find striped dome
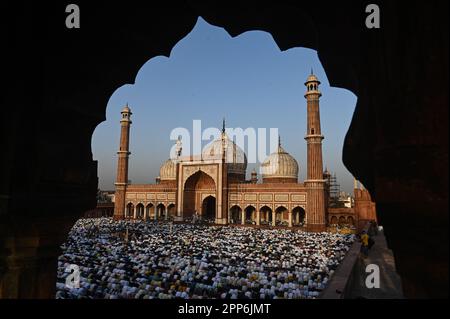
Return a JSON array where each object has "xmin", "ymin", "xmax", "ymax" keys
[{"xmin": 260, "ymin": 145, "xmax": 299, "ymax": 180}]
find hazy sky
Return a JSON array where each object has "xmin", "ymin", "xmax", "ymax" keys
[{"xmin": 92, "ymin": 17, "xmax": 357, "ymax": 193}]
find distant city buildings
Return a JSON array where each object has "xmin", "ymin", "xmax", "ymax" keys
[{"xmin": 97, "ymin": 189, "xmax": 115, "ymax": 203}]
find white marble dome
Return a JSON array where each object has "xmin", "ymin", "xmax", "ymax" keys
[
  {"xmin": 159, "ymin": 159, "xmax": 177, "ymax": 180},
  {"xmin": 202, "ymin": 134, "xmax": 247, "ymax": 175},
  {"xmin": 261, "ymin": 144, "xmax": 299, "ymax": 180}
]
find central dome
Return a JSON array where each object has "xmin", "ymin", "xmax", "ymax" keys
[
  {"xmin": 260, "ymin": 143, "xmax": 299, "ymax": 182},
  {"xmin": 202, "ymin": 134, "xmax": 247, "ymax": 175}
]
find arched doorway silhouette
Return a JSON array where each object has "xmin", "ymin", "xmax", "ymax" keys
[
  {"xmin": 1, "ymin": 1, "xmax": 444, "ymax": 300},
  {"xmin": 202, "ymin": 196, "xmax": 216, "ymax": 221}
]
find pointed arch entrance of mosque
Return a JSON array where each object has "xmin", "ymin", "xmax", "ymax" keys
[{"xmin": 182, "ymin": 170, "xmax": 216, "ymax": 218}]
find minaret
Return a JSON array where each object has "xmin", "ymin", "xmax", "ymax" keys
[
  {"xmin": 113, "ymin": 104, "xmax": 132, "ymax": 220},
  {"xmin": 304, "ymin": 71, "xmax": 327, "ymax": 231},
  {"xmin": 220, "ymin": 118, "xmax": 229, "ymax": 225}
]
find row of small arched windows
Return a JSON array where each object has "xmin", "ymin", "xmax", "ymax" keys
[{"xmin": 308, "ymin": 83, "xmax": 318, "ymax": 91}]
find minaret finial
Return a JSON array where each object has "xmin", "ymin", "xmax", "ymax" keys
[
  {"xmin": 278, "ymin": 135, "xmax": 281, "ymax": 147},
  {"xmin": 222, "ymin": 118, "xmax": 226, "ymax": 134},
  {"xmin": 311, "ymin": 68, "xmax": 314, "ymax": 75}
]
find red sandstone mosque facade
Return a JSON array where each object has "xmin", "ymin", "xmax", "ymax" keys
[{"xmin": 113, "ymin": 73, "xmax": 375, "ymax": 232}]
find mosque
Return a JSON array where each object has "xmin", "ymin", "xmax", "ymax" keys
[{"xmin": 113, "ymin": 73, "xmax": 364, "ymax": 232}]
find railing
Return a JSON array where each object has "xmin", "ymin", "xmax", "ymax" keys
[{"xmin": 320, "ymin": 222, "xmax": 371, "ymax": 299}]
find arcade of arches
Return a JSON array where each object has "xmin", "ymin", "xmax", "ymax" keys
[
  {"xmin": 227, "ymin": 205, "xmax": 306, "ymax": 227},
  {"xmin": 124, "ymin": 202, "xmax": 177, "ymax": 220},
  {"xmin": 2, "ymin": 1, "xmax": 447, "ymax": 299}
]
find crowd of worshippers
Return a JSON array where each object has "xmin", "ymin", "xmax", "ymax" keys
[
  {"xmin": 186, "ymin": 214, "xmax": 303, "ymax": 227},
  {"xmin": 56, "ymin": 218, "xmax": 354, "ymax": 299}
]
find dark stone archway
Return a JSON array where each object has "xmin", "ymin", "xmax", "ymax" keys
[{"xmin": 2, "ymin": 1, "xmax": 447, "ymax": 298}]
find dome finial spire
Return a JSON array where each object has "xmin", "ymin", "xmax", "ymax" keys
[
  {"xmin": 278, "ymin": 135, "xmax": 281, "ymax": 147},
  {"xmin": 222, "ymin": 117, "xmax": 226, "ymax": 134},
  {"xmin": 311, "ymin": 68, "xmax": 314, "ymax": 75}
]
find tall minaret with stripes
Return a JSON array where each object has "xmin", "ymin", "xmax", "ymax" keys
[
  {"xmin": 113, "ymin": 104, "xmax": 132, "ymax": 220},
  {"xmin": 304, "ymin": 71, "xmax": 327, "ymax": 232}
]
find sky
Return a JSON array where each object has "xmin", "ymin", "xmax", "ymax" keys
[{"xmin": 92, "ymin": 17, "xmax": 357, "ymax": 193}]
